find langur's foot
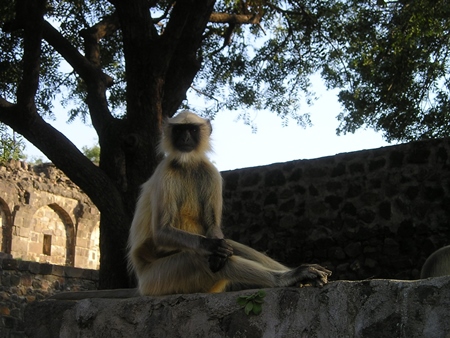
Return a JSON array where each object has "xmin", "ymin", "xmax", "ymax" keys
[{"xmin": 294, "ymin": 264, "xmax": 332, "ymax": 288}]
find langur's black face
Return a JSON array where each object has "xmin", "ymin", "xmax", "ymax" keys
[{"xmin": 171, "ymin": 123, "xmax": 201, "ymax": 152}]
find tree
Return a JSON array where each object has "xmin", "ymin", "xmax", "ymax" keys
[
  {"xmin": 82, "ymin": 144, "xmax": 100, "ymax": 164},
  {"xmin": 1, "ymin": 0, "xmax": 449, "ymax": 288},
  {"xmin": 0, "ymin": 125, "xmax": 25, "ymax": 163},
  {"xmin": 1, "ymin": 0, "xmax": 234, "ymax": 289},
  {"xmin": 325, "ymin": 0, "xmax": 450, "ymax": 142}
]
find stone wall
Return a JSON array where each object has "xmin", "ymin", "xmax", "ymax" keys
[
  {"xmin": 221, "ymin": 138, "xmax": 450, "ymax": 281},
  {"xmin": 2, "ymin": 138, "xmax": 450, "ymax": 337},
  {"xmin": 0, "ymin": 161, "xmax": 100, "ymax": 270},
  {"xmin": 1, "ymin": 138, "xmax": 449, "ymax": 282},
  {"xmin": 0, "ymin": 255, "xmax": 98, "ymax": 337},
  {"xmin": 23, "ymin": 277, "xmax": 450, "ymax": 337}
]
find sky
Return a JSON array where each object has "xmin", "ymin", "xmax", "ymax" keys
[{"xmin": 24, "ymin": 77, "xmax": 395, "ymax": 172}]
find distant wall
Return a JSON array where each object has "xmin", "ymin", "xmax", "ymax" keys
[
  {"xmin": 221, "ymin": 138, "xmax": 450, "ymax": 280},
  {"xmin": 0, "ymin": 255, "xmax": 98, "ymax": 337},
  {"xmin": 0, "ymin": 161, "xmax": 100, "ymax": 270}
]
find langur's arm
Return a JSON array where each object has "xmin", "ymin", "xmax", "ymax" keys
[
  {"xmin": 153, "ymin": 207, "xmax": 232, "ymax": 258},
  {"xmin": 203, "ymin": 205, "xmax": 225, "ymax": 239},
  {"xmin": 203, "ymin": 192, "xmax": 234, "ymax": 272},
  {"xmin": 154, "ymin": 218, "xmax": 205, "ymax": 251},
  {"xmin": 202, "ymin": 173, "xmax": 225, "ymax": 240}
]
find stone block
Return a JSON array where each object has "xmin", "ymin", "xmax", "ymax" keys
[
  {"xmin": 64, "ymin": 267, "xmax": 84, "ymax": 278},
  {"xmin": 39, "ymin": 264, "xmax": 53, "ymax": 275},
  {"xmin": 28, "ymin": 242, "xmax": 42, "ymax": 255},
  {"xmin": 2, "ymin": 259, "xmax": 18, "ymax": 270},
  {"xmin": 28, "ymin": 262, "xmax": 41, "ymax": 274},
  {"xmin": 51, "ymin": 265, "xmax": 64, "ymax": 277}
]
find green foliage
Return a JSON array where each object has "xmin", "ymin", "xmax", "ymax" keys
[
  {"xmin": 237, "ymin": 289, "xmax": 266, "ymax": 316},
  {"xmin": 26, "ymin": 156, "xmax": 45, "ymax": 165},
  {"xmin": 0, "ymin": 124, "xmax": 25, "ymax": 164},
  {"xmin": 321, "ymin": 0, "xmax": 450, "ymax": 142},
  {"xmin": 82, "ymin": 144, "xmax": 100, "ymax": 164},
  {"xmin": 1, "ymin": 0, "xmax": 449, "ymax": 143},
  {"xmin": 199, "ymin": 0, "xmax": 450, "ymax": 141},
  {"xmin": 1, "ymin": 0, "xmax": 124, "ymax": 121}
]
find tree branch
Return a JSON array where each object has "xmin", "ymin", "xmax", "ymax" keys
[
  {"xmin": 162, "ymin": 0, "xmax": 216, "ymax": 116},
  {"xmin": 80, "ymin": 12, "xmax": 120, "ymax": 67},
  {"xmin": 14, "ymin": 0, "xmax": 46, "ymax": 112},
  {"xmin": 209, "ymin": 12, "xmax": 263, "ymax": 25},
  {"xmin": 0, "ymin": 102, "xmax": 125, "ymax": 218},
  {"xmin": 153, "ymin": 1, "xmax": 175, "ymax": 25},
  {"xmin": 42, "ymin": 21, "xmax": 113, "ymax": 87},
  {"xmin": 42, "ymin": 20, "xmax": 116, "ymax": 139},
  {"xmin": 114, "ymin": 0, "xmax": 160, "ymax": 126},
  {"xmin": 0, "ymin": 97, "xmax": 14, "ymax": 109},
  {"xmin": 0, "ymin": 1, "xmax": 124, "ymax": 216}
]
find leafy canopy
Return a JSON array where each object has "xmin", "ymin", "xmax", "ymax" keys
[
  {"xmin": 1, "ymin": 0, "xmax": 449, "ymax": 143},
  {"xmin": 329, "ymin": 0, "xmax": 450, "ymax": 142}
]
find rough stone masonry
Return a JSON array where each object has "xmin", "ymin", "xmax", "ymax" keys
[{"xmin": 24, "ymin": 277, "xmax": 450, "ymax": 338}]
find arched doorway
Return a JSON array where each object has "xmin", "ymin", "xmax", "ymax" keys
[
  {"xmin": 48, "ymin": 203, "xmax": 76, "ymax": 266},
  {"xmin": 0, "ymin": 198, "xmax": 12, "ymax": 254},
  {"xmin": 30, "ymin": 204, "xmax": 76, "ymax": 266}
]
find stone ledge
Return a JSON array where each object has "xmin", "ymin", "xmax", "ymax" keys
[
  {"xmin": 24, "ymin": 277, "xmax": 450, "ymax": 337},
  {"xmin": 0, "ymin": 258, "xmax": 99, "ymax": 280}
]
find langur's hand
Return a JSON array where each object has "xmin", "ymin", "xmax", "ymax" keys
[
  {"xmin": 200, "ymin": 238, "xmax": 233, "ymax": 272},
  {"xmin": 208, "ymin": 253, "xmax": 229, "ymax": 273},
  {"xmin": 200, "ymin": 238, "xmax": 233, "ymax": 257}
]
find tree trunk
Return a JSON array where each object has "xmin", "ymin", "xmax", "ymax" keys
[{"xmin": 0, "ymin": 0, "xmax": 216, "ymax": 289}]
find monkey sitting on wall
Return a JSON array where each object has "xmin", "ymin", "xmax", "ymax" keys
[{"xmin": 127, "ymin": 111, "xmax": 332, "ymax": 296}]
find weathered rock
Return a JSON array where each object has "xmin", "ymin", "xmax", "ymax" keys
[{"xmin": 25, "ymin": 277, "xmax": 450, "ymax": 338}]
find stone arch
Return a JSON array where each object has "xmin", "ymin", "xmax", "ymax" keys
[
  {"xmin": 29, "ymin": 204, "xmax": 75, "ymax": 266},
  {"xmin": 48, "ymin": 203, "xmax": 76, "ymax": 267},
  {"xmin": 0, "ymin": 198, "xmax": 12, "ymax": 254}
]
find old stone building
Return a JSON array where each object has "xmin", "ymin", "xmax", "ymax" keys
[{"xmin": 0, "ymin": 160, "xmax": 100, "ymax": 269}]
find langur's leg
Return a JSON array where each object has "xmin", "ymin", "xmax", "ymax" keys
[
  {"xmin": 227, "ymin": 239, "xmax": 289, "ymax": 272},
  {"xmin": 137, "ymin": 248, "xmax": 332, "ymax": 295},
  {"xmin": 219, "ymin": 255, "xmax": 279, "ymax": 288},
  {"xmin": 222, "ymin": 247, "xmax": 331, "ymax": 289},
  {"xmin": 137, "ymin": 252, "xmax": 220, "ymax": 296}
]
